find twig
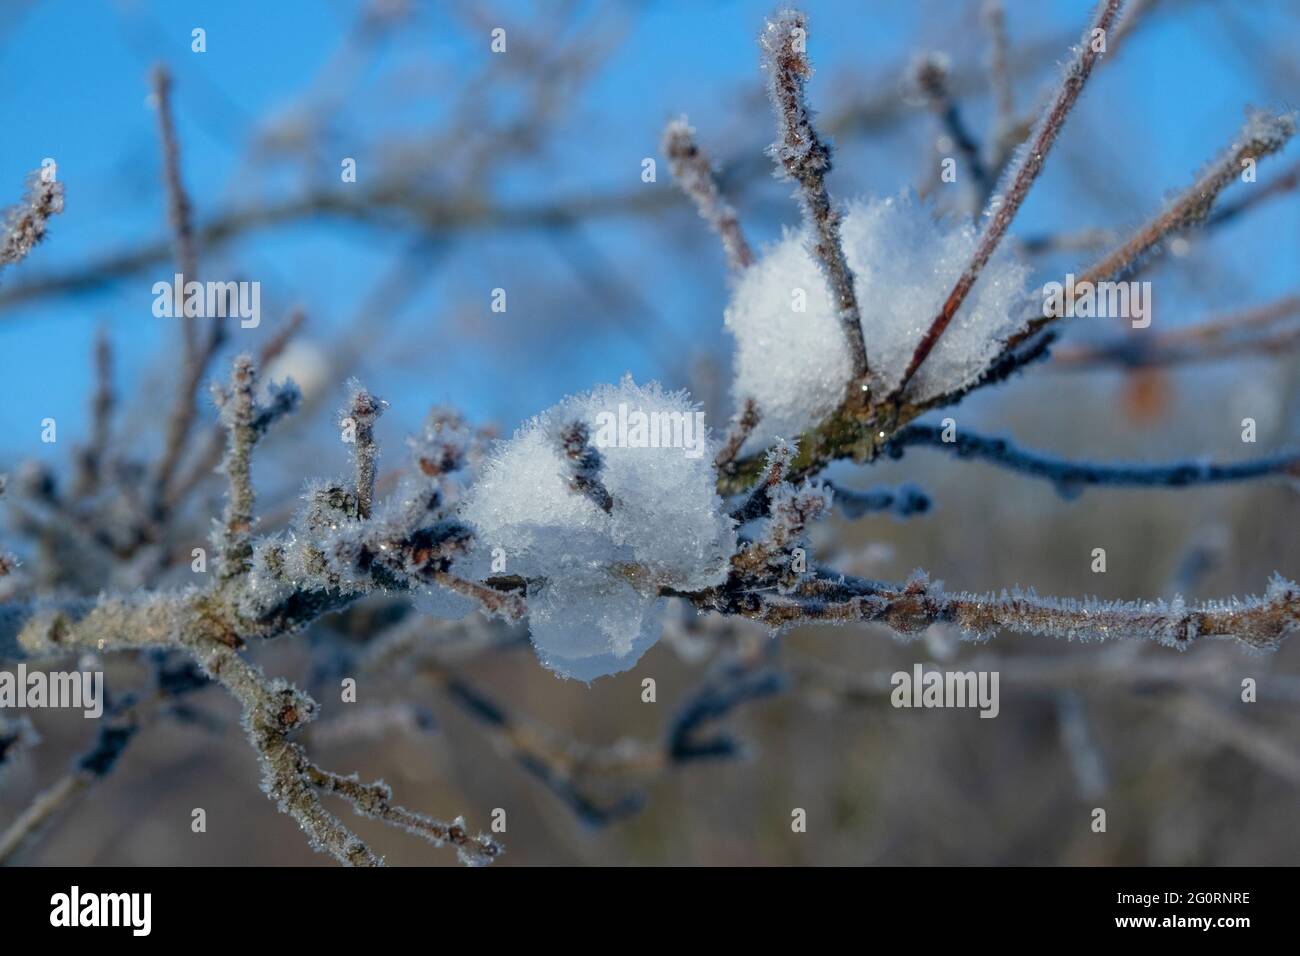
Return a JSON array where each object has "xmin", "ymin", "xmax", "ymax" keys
[
  {"xmin": 212, "ymin": 356, "xmax": 298, "ymax": 582},
  {"xmin": 715, "ymin": 398, "xmax": 761, "ymax": 476},
  {"xmin": 1053, "ymin": 295, "xmax": 1300, "ymax": 369},
  {"xmin": 886, "ymin": 423, "xmax": 1300, "ymax": 493},
  {"xmin": 825, "ymin": 481, "xmax": 931, "ymax": 519},
  {"xmin": 559, "ymin": 421, "xmax": 613, "ymax": 514},
  {"xmin": 913, "ymin": 53, "xmax": 991, "ymax": 204},
  {"xmin": 982, "ymin": 0, "xmax": 1016, "ymax": 157},
  {"xmin": 1010, "ymin": 108, "xmax": 1297, "ymax": 348},
  {"xmin": 0, "ymin": 167, "xmax": 65, "ymax": 272},
  {"xmin": 72, "ymin": 328, "xmax": 115, "ymax": 498},
  {"xmin": 0, "ymin": 709, "xmax": 137, "ymax": 864},
  {"xmin": 761, "ymin": 9, "xmax": 870, "ymax": 388},
  {"xmin": 150, "ymin": 66, "xmax": 226, "ymax": 517},
  {"xmin": 662, "ymin": 117, "xmax": 755, "ymax": 272},
  {"xmin": 895, "ymin": 0, "xmax": 1126, "ymax": 397},
  {"xmin": 197, "ymin": 643, "xmax": 498, "ymax": 866},
  {"xmin": 343, "ymin": 382, "xmax": 385, "ymax": 520},
  {"xmin": 691, "ymin": 568, "xmax": 1300, "ymax": 651},
  {"xmin": 167, "ymin": 308, "xmax": 305, "ymax": 510}
]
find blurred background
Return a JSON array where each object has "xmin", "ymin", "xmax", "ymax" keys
[{"xmin": 1, "ymin": 0, "xmax": 1298, "ymax": 865}]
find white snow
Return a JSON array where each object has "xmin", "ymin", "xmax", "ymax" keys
[
  {"xmin": 451, "ymin": 376, "xmax": 736, "ymax": 681},
  {"xmin": 725, "ymin": 192, "xmax": 1031, "ymax": 451}
]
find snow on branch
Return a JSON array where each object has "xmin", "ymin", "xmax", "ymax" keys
[
  {"xmin": 4, "ymin": 3, "xmax": 1298, "ymax": 867},
  {"xmin": 760, "ymin": 8, "xmax": 871, "ymax": 388}
]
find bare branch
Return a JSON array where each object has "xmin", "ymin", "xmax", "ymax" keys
[
  {"xmin": 715, "ymin": 397, "xmax": 761, "ymax": 476},
  {"xmin": 885, "ymin": 423, "xmax": 1300, "ymax": 493},
  {"xmin": 913, "ymin": 53, "xmax": 991, "ymax": 204},
  {"xmin": 150, "ymin": 66, "xmax": 226, "ymax": 516},
  {"xmin": 1053, "ymin": 295, "xmax": 1300, "ymax": 369},
  {"xmin": 0, "ymin": 708, "xmax": 136, "ymax": 864},
  {"xmin": 982, "ymin": 0, "xmax": 1016, "ymax": 154},
  {"xmin": 662, "ymin": 117, "xmax": 755, "ymax": 272}
]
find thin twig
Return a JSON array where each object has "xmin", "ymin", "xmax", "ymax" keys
[
  {"xmin": 715, "ymin": 398, "xmax": 761, "ymax": 476},
  {"xmin": 895, "ymin": 0, "xmax": 1126, "ymax": 397},
  {"xmin": 886, "ymin": 423, "xmax": 1300, "ymax": 492},
  {"xmin": 1010, "ymin": 108, "xmax": 1297, "ymax": 349},
  {"xmin": 662, "ymin": 117, "xmax": 755, "ymax": 272},
  {"xmin": 0, "ymin": 168, "xmax": 65, "ymax": 273},
  {"xmin": 150, "ymin": 65, "xmax": 226, "ymax": 517},
  {"xmin": 761, "ymin": 9, "xmax": 870, "ymax": 388}
]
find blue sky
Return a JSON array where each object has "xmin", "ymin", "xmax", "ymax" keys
[{"xmin": 1, "ymin": 0, "xmax": 1297, "ymax": 465}]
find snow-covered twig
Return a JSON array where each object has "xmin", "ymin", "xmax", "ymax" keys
[{"xmin": 0, "ymin": 168, "xmax": 64, "ymax": 273}]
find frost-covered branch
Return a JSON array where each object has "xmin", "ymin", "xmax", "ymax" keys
[
  {"xmin": 886, "ymin": 424, "xmax": 1300, "ymax": 492},
  {"xmin": 213, "ymin": 356, "xmax": 299, "ymax": 582},
  {"xmin": 662, "ymin": 117, "xmax": 755, "ymax": 272},
  {"xmin": 1011, "ymin": 108, "xmax": 1297, "ymax": 349},
  {"xmin": 896, "ymin": 0, "xmax": 1125, "ymax": 397},
  {"xmin": 197, "ymin": 642, "xmax": 498, "ymax": 866},
  {"xmin": 343, "ymin": 381, "xmax": 385, "ymax": 520},
  {"xmin": 0, "ymin": 167, "xmax": 65, "ymax": 273},
  {"xmin": 168, "ymin": 308, "xmax": 306, "ymax": 510},
  {"xmin": 693, "ymin": 568, "xmax": 1300, "ymax": 652},
  {"xmin": 760, "ymin": 8, "xmax": 871, "ymax": 388}
]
